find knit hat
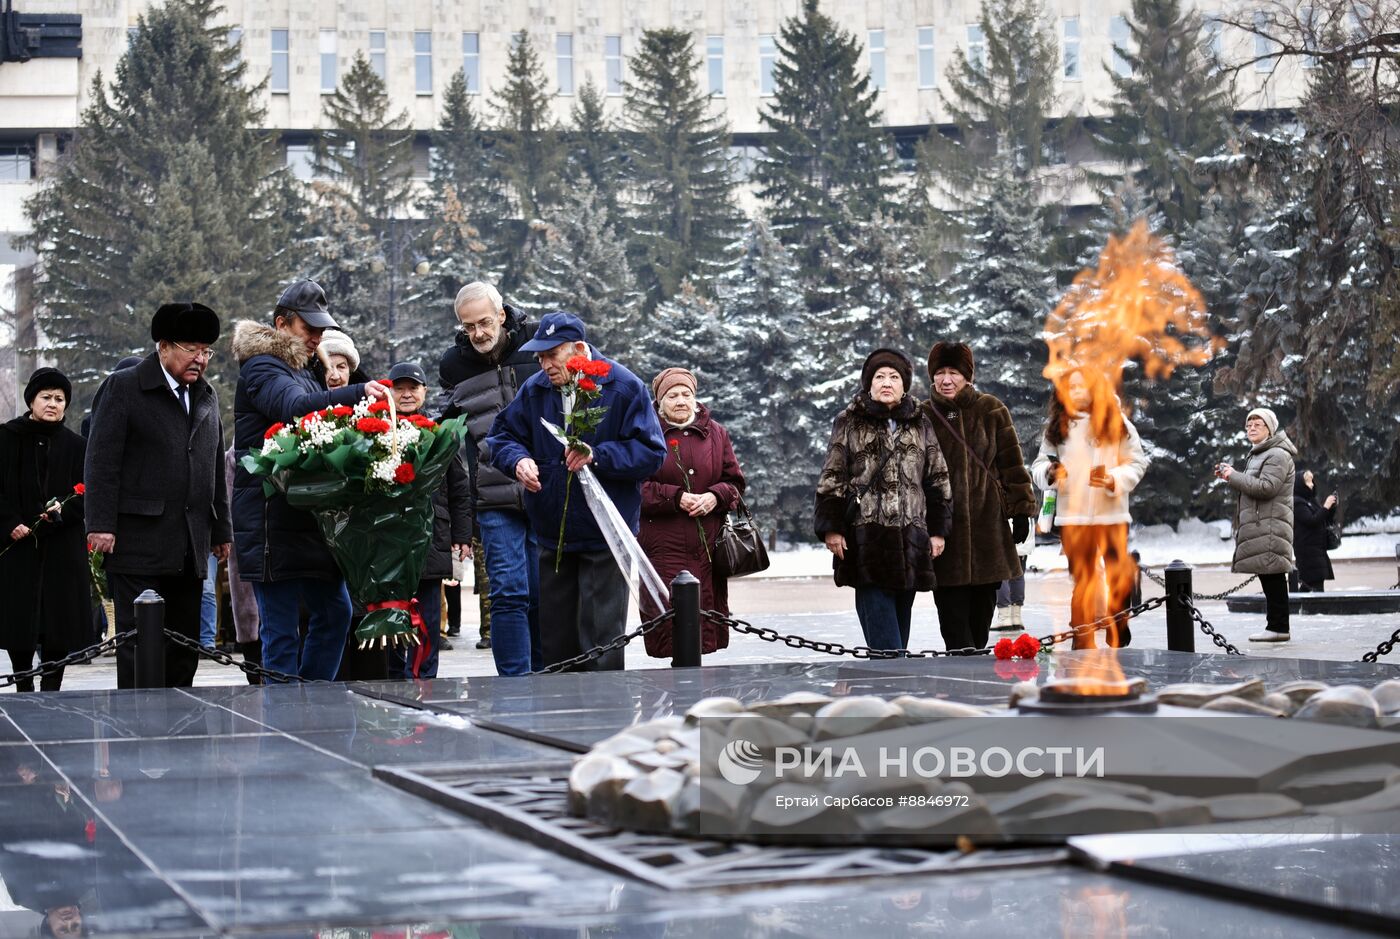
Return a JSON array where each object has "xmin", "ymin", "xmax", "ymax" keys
[
  {"xmin": 23, "ymin": 367, "xmax": 72, "ymax": 407},
  {"xmin": 1246, "ymin": 407, "xmax": 1279, "ymax": 436},
  {"xmin": 318, "ymin": 329, "xmax": 360, "ymax": 371},
  {"xmin": 652, "ymin": 367, "xmax": 697, "ymax": 402},
  {"xmin": 928, "ymin": 341, "xmax": 975, "ymax": 383},
  {"xmin": 860, "ymin": 348, "xmax": 913, "ymax": 394}
]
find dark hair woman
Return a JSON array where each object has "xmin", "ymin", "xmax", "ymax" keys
[
  {"xmin": 1030, "ymin": 369, "xmax": 1148, "ymax": 648},
  {"xmin": 1291, "ymin": 468, "xmax": 1337, "ymax": 593},
  {"xmin": 0, "ymin": 368, "xmax": 92, "ymax": 691},
  {"xmin": 815, "ymin": 349, "xmax": 953, "ymax": 652}
]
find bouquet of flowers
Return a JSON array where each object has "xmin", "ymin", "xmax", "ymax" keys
[
  {"xmin": 241, "ymin": 396, "xmax": 465, "ymax": 646},
  {"xmin": 550, "ymin": 354, "xmax": 612, "ymax": 570}
]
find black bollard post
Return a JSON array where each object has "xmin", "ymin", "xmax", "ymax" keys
[
  {"xmin": 670, "ymin": 571, "xmax": 702, "ymax": 669},
  {"xmin": 133, "ymin": 590, "xmax": 166, "ymax": 689},
  {"xmin": 1164, "ymin": 560, "xmax": 1194, "ymax": 653}
]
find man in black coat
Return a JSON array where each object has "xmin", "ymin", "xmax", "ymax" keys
[
  {"xmin": 438, "ymin": 281, "xmax": 542, "ymax": 676},
  {"xmin": 231, "ymin": 281, "xmax": 389, "ymax": 680},
  {"xmin": 85, "ymin": 303, "xmax": 232, "ymax": 688}
]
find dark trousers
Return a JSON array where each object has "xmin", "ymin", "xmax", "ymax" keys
[
  {"xmin": 537, "ymin": 547, "xmax": 627, "ymax": 671},
  {"xmin": 386, "ymin": 579, "xmax": 445, "ymax": 680},
  {"xmin": 933, "ymin": 583, "xmax": 999, "ymax": 653},
  {"xmin": 444, "ymin": 578, "xmax": 462, "ymax": 636},
  {"xmin": 5, "ymin": 649, "xmax": 63, "ymax": 692},
  {"xmin": 1260, "ymin": 572, "xmax": 1291, "ymax": 634},
  {"xmin": 853, "ymin": 587, "xmax": 915, "ymax": 650},
  {"xmin": 110, "ymin": 572, "xmax": 203, "ymax": 688}
]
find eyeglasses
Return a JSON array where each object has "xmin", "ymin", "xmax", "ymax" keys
[{"xmin": 172, "ymin": 341, "xmax": 216, "ymax": 362}]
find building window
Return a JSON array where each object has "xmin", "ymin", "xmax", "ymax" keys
[
  {"xmin": 415, "ymin": 31, "xmax": 433, "ymax": 94},
  {"xmin": 319, "ymin": 29, "xmax": 337, "ymax": 93},
  {"xmin": 868, "ymin": 29, "xmax": 886, "ymax": 90},
  {"xmin": 706, "ymin": 36, "xmax": 724, "ymax": 95},
  {"xmin": 226, "ymin": 27, "xmax": 242, "ymax": 70},
  {"xmin": 1253, "ymin": 11, "xmax": 1276, "ymax": 72},
  {"xmin": 917, "ymin": 27, "xmax": 935, "ymax": 88},
  {"xmin": 285, "ymin": 144, "xmax": 314, "ymax": 181},
  {"xmin": 605, "ymin": 35, "xmax": 623, "ymax": 95},
  {"xmin": 462, "ymin": 32, "xmax": 479, "ymax": 92},
  {"xmin": 1110, "ymin": 16, "xmax": 1132, "ymax": 76},
  {"xmin": 759, "ymin": 34, "xmax": 776, "ymax": 95},
  {"xmin": 0, "ymin": 146, "xmax": 34, "ymax": 181},
  {"xmin": 556, "ymin": 33, "xmax": 574, "ymax": 95},
  {"xmin": 370, "ymin": 30, "xmax": 387, "ymax": 80},
  {"xmin": 271, "ymin": 29, "xmax": 289, "ymax": 93},
  {"xmin": 966, "ymin": 25, "xmax": 986, "ymax": 72},
  {"xmin": 1063, "ymin": 18, "xmax": 1080, "ymax": 79}
]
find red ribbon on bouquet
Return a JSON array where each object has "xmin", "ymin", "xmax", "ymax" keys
[{"xmin": 366, "ymin": 598, "xmax": 431, "ymax": 678}]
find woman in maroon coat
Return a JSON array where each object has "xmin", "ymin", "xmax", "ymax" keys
[{"xmin": 639, "ymin": 368, "xmax": 746, "ymax": 657}]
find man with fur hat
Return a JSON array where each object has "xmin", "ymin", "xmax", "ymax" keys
[
  {"xmin": 923, "ymin": 341, "xmax": 1037, "ymax": 653},
  {"xmin": 231, "ymin": 280, "xmax": 390, "ymax": 680},
  {"xmin": 85, "ymin": 302, "xmax": 232, "ymax": 688}
]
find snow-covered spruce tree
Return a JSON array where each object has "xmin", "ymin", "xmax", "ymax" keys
[
  {"xmin": 755, "ymin": 0, "xmax": 897, "ymax": 286},
  {"xmin": 305, "ymin": 52, "xmax": 417, "ymax": 370},
  {"xmin": 21, "ymin": 0, "xmax": 304, "ymax": 406},
  {"xmin": 622, "ymin": 28, "xmax": 743, "ymax": 309},
  {"xmin": 716, "ymin": 219, "xmax": 840, "ymax": 540},
  {"xmin": 567, "ymin": 79, "xmax": 625, "ymax": 217},
  {"xmin": 1091, "ymin": 0, "xmax": 1235, "ymax": 232},
  {"xmin": 636, "ymin": 282, "xmax": 730, "ymax": 394},
  {"xmin": 490, "ymin": 31, "xmax": 567, "ymax": 290},
  {"xmin": 517, "ymin": 182, "xmax": 641, "ymax": 351}
]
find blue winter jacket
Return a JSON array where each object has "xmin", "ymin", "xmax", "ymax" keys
[{"xmin": 486, "ymin": 350, "xmax": 666, "ymax": 553}]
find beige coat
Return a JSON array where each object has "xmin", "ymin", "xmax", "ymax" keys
[{"xmin": 1031, "ymin": 415, "xmax": 1148, "ymax": 526}]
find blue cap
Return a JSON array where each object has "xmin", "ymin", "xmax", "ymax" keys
[{"xmin": 519, "ymin": 311, "xmax": 588, "ymax": 353}]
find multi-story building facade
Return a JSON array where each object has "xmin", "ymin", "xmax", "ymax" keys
[{"xmin": 0, "ymin": 0, "xmax": 1311, "ymax": 327}]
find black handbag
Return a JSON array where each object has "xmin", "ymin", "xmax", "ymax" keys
[
  {"xmin": 1326, "ymin": 523, "xmax": 1343, "ymax": 551},
  {"xmin": 714, "ymin": 496, "xmax": 770, "ymax": 578}
]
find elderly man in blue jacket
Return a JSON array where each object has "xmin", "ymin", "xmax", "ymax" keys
[{"xmin": 486, "ymin": 312, "xmax": 666, "ymax": 671}]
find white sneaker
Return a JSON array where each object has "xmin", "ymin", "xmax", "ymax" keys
[
  {"xmin": 1010, "ymin": 604, "xmax": 1023, "ymax": 628},
  {"xmin": 994, "ymin": 607, "xmax": 1017, "ymax": 630},
  {"xmin": 1248, "ymin": 631, "xmax": 1290, "ymax": 643}
]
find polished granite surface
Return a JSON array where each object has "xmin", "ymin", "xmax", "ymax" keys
[{"xmin": 1, "ymin": 651, "xmax": 1398, "ymax": 936}]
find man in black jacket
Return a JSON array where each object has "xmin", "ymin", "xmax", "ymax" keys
[
  {"xmin": 438, "ymin": 282, "xmax": 542, "ymax": 675},
  {"xmin": 86, "ymin": 303, "xmax": 232, "ymax": 688}
]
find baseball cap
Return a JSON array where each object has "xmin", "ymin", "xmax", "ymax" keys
[
  {"xmin": 275, "ymin": 280, "xmax": 338, "ymax": 330},
  {"xmin": 388, "ymin": 362, "xmax": 428, "ymax": 386},
  {"xmin": 519, "ymin": 311, "xmax": 587, "ymax": 353}
]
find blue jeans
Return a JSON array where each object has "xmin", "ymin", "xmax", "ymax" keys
[
  {"xmin": 477, "ymin": 509, "xmax": 541, "ymax": 675},
  {"xmin": 386, "ymin": 579, "xmax": 445, "ymax": 679},
  {"xmin": 253, "ymin": 577, "xmax": 352, "ymax": 680},
  {"xmin": 854, "ymin": 587, "xmax": 915, "ymax": 651},
  {"xmin": 199, "ymin": 554, "xmax": 218, "ymax": 646}
]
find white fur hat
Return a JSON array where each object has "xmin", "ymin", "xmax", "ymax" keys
[
  {"xmin": 1246, "ymin": 407, "xmax": 1279, "ymax": 436},
  {"xmin": 319, "ymin": 329, "xmax": 360, "ymax": 371}
]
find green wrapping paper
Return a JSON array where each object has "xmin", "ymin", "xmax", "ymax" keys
[{"xmin": 243, "ymin": 411, "xmax": 466, "ymax": 645}]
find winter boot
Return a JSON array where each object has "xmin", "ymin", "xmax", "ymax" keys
[
  {"xmin": 1010, "ymin": 605, "xmax": 1023, "ymax": 628},
  {"xmin": 994, "ymin": 606, "xmax": 1017, "ymax": 631}
]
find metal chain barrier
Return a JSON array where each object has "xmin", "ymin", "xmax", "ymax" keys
[
  {"xmin": 1034, "ymin": 596, "xmax": 1168, "ymax": 650},
  {"xmin": 1141, "ymin": 567, "xmax": 1258, "ymax": 601},
  {"xmin": 0, "ymin": 630, "xmax": 136, "ymax": 689},
  {"xmin": 163, "ymin": 629, "xmax": 310, "ymax": 684},
  {"xmin": 1362, "ymin": 626, "xmax": 1400, "ymax": 663},
  {"xmin": 531, "ymin": 610, "xmax": 676, "ymax": 675},
  {"xmin": 1179, "ymin": 599, "xmax": 1244, "ymax": 655}
]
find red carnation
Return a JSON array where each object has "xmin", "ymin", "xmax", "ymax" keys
[
  {"xmin": 263, "ymin": 423, "xmax": 285, "ymax": 439},
  {"xmin": 578, "ymin": 378, "xmax": 598, "ymax": 393},
  {"xmin": 409, "ymin": 414, "xmax": 437, "ymax": 429},
  {"xmin": 566, "ymin": 355, "xmax": 589, "ymax": 372},
  {"xmin": 1012, "ymin": 634, "xmax": 1040, "ymax": 659},
  {"xmin": 73, "ymin": 483, "xmax": 85, "ymax": 495},
  {"xmin": 586, "ymin": 360, "xmax": 611, "ymax": 378},
  {"xmin": 331, "ymin": 406, "xmax": 353, "ymax": 417},
  {"xmin": 668, "ymin": 439, "xmax": 679, "ymax": 449},
  {"xmin": 393, "ymin": 463, "xmax": 416, "ymax": 484},
  {"xmin": 368, "ymin": 400, "xmax": 390, "ymax": 414},
  {"xmin": 356, "ymin": 417, "xmax": 391, "ymax": 434},
  {"xmin": 993, "ymin": 638, "xmax": 1015, "ymax": 660}
]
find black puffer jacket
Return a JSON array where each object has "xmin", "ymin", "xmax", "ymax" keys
[
  {"xmin": 423, "ymin": 454, "xmax": 472, "ymax": 579},
  {"xmin": 231, "ymin": 321, "xmax": 372, "ymax": 582},
  {"xmin": 437, "ymin": 306, "xmax": 541, "ymax": 512}
]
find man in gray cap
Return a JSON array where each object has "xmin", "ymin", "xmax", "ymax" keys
[
  {"xmin": 230, "ymin": 280, "xmax": 390, "ymax": 680},
  {"xmin": 86, "ymin": 302, "xmax": 232, "ymax": 688}
]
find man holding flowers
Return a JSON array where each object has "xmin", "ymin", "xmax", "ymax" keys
[
  {"xmin": 487, "ymin": 312, "xmax": 666, "ymax": 671},
  {"xmin": 231, "ymin": 280, "xmax": 391, "ymax": 680}
]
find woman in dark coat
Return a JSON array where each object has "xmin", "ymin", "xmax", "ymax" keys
[
  {"xmin": 816, "ymin": 350, "xmax": 953, "ymax": 652},
  {"xmin": 1292, "ymin": 469, "xmax": 1337, "ymax": 592},
  {"xmin": 639, "ymin": 368, "xmax": 746, "ymax": 658},
  {"xmin": 0, "ymin": 368, "xmax": 92, "ymax": 691}
]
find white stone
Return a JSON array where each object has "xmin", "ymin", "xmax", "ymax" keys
[
  {"xmin": 749, "ymin": 691, "xmax": 833, "ymax": 722},
  {"xmin": 1008, "ymin": 681, "xmax": 1040, "ymax": 707},
  {"xmin": 891, "ymin": 695, "xmax": 987, "ymax": 721},
  {"xmin": 1272, "ymin": 680, "xmax": 1330, "ymax": 706},
  {"xmin": 813, "ymin": 696, "xmax": 905, "ymax": 740},
  {"xmin": 683, "ymin": 697, "xmax": 747, "ymax": 725},
  {"xmin": 1371, "ymin": 679, "xmax": 1400, "ymax": 715},
  {"xmin": 1156, "ymin": 679, "xmax": 1267, "ymax": 707},
  {"xmin": 726, "ymin": 713, "xmax": 812, "ymax": 753},
  {"xmin": 615, "ymin": 768, "xmax": 686, "ymax": 831},
  {"xmin": 1293, "ymin": 685, "xmax": 1381, "ymax": 729},
  {"xmin": 1200, "ymin": 695, "xmax": 1287, "ymax": 718},
  {"xmin": 567, "ymin": 754, "xmax": 634, "ymax": 816},
  {"xmin": 588, "ymin": 733, "xmax": 653, "ymax": 759}
]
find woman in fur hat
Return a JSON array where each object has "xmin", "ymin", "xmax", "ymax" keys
[
  {"xmin": 923, "ymin": 341, "xmax": 1037, "ymax": 653},
  {"xmin": 815, "ymin": 349, "xmax": 952, "ymax": 651}
]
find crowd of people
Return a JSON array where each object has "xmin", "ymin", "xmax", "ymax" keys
[{"xmin": 0, "ymin": 279, "xmax": 1340, "ymax": 691}]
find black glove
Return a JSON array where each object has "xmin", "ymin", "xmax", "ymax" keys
[{"xmin": 1011, "ymin": 515, "xmax": 1030, "ymax": 543}]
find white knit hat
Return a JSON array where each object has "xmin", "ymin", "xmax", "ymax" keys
[
  {"xmin": 1246, "ymin": 407, "xmax": 1279, "ymax": 436},
  {"xmin": 319, "ymin": 329, "xmax": 360, "ymax": 371}
]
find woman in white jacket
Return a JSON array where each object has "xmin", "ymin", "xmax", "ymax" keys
[{"xmin": 1031, "ymin": 370, "xmax": 1148, "ymax": 649}]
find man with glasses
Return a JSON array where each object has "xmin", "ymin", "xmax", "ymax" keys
[
  {"xmin": 86, "ymin": 302, "xmax": 232, "ymax": 687},
  {"xmin": 230, "ymin": 281, "xmax": 390, "ymax": 680}
]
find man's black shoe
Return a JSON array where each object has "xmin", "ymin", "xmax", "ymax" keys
[{"xmin": 475, "ymin": 637, "xmax": 491, "ymax": 650}]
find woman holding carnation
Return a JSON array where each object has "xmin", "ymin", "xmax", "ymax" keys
[
  {"xmin": 0, "ymin": 368, "xmax": 91, "ymax": 691},
  {"xmin": 815, "ymin": 350, "xmax": 953, "ymax": 652},
  {"xmin": 638, "ymin": 368, "xmax": 746, "ymax": 658}
]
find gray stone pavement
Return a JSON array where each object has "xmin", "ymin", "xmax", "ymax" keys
[{"xmin": 11, "ymin": 558, "xmax": 1400, "ymax": 692}]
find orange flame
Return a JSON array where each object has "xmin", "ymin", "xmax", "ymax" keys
[{"xmin": 1044, "ymin": 221, "xmax": 1223, "ymax": 679}]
